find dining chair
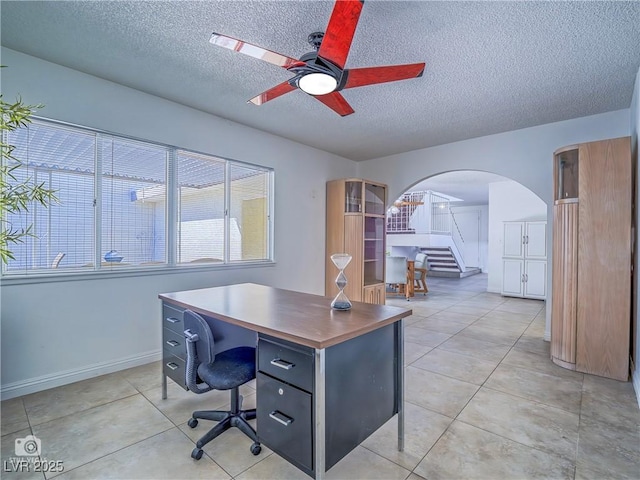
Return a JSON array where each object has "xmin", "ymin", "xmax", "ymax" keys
[{"xmin": 385, "ymin": 256, "xmax": 410, "ymax": 300}]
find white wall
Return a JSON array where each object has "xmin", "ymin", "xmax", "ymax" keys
[
  {"xmin": 631, "ymin": 65, "xmax": 640, "ymax": 406},
  {"xmin": 1, "ymin": 47, "xmax": 636, "ymax": 400},
  {"xmin": 357, "ymin": 110, "xmax": 630, "ymax": 341},
  {"xmin": 486, "ymin": 181, "xmax": 547, "ymax": 293},
  {"xmin": 0, "ymin": 49, "xmax": 357, "ymax": 399},
  {"xmin": 450, "ymin": 204, "xmax": 489, "ymax": 271}
]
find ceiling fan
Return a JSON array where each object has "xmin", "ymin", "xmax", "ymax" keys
[{"xmin": 208, "ymin": 0, "xmax": 425, "ymax": 116}]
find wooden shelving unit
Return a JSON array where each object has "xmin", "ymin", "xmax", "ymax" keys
[{"xmin": 326, "ymin": 178, "xmax": 387, "ymax": 305}]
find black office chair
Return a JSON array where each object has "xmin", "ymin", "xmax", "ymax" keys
[{"xmin": 183, "ymin": 309, "xmax": 261, "ymax": 460}]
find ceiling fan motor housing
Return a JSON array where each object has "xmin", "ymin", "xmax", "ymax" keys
[
  {"xmin": 307, "ymin": 31, "xmax": 325, "ymax": 50},
  {"xmin": 288, "ymin": 51, "xmax": 347, "ymax": 92}
]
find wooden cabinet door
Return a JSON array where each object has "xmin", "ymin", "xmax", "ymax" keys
[
  {"xmin": 551, "ymin": 203, "xmax": 578, "ymax": 366},
  {"xmin": 375, "ymin": 284, "xmax": 385, "ymax": 305},
  {"xmin": 576, "ymin": 137, "xmax": 631, "ymax": 381},
  {"xmin": 363, "ymin": 284, "xmax": 385, "ymax": 305}
]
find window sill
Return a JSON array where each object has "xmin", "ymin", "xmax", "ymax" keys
[{"xmin": 0, "ymin": 260, "xmax": 276, "ymax": 286}]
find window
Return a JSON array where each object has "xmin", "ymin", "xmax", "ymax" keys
[
  {"xmin": 229, "ymin": 163, "xmax": 270, "ymax": 261},
  {"xmin": 176, "ymin": 151, "xmax": 225, "ymax": 264},
  {"xmin": 101, "ymin": 137, "xmax": 167, "ymax": 268},
  {"xmin": 2, "ymin": 118, "xmax": 273, "ymax": 275}
]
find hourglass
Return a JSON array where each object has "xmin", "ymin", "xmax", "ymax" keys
[{"xmin": 330, "ymin": 253, "xmax": 353, "ymax": 310}]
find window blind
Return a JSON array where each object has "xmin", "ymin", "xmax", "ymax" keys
[{"xmin": 2, "ymin": 118, "xmax": 273, "ymax": 275}]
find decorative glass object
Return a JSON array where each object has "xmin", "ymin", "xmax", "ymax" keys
[
  {"xmin": 104, "ymin": 250, "xmax": 124, "ymax": 263},
  {"xmin": 330, "ymin": 253, "xmax": 352, "ymax": 310}
]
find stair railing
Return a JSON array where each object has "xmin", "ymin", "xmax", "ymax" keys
[
  {"xmin": 429, "ymin": 192, "xmax": 450, "ymax": 234},
  {"xmin": 449, "ymin": 207, "xmax": 466, "ymax": 264},
  {"xmin": 387, "ymin": 191, "xmax": 427, "ymax": 233}
]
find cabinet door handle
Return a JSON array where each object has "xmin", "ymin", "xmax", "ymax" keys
[
  {"xmin": 525, "ymin": 274, "xmax": 528, "ymax": 282},
  {"xmin": 166, "ymin": 362, "xmax": 179, "ymax": 371},
  {"xmin": 166, "ymin": 317, "xmax": 180, "ymax": 324},
  {"xmin": 166, "ymin": 340, "xmax": 179, "ymax": 347},
  {"xmin": 270, "ymin": 358, "xmax": 295, "ymax": 370},
  {"xmin": 269, "ymin": 410, "xmax": 293, "ymax": 426}
]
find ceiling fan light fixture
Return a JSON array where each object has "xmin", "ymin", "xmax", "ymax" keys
[{"xmin": 298, "ymin": 73, "xmax": 337, "ymax": 96}]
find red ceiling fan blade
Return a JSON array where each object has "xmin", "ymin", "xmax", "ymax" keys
[
  {"xmin": 314, "ymin": 91, "xmax": 355, "ymax": 116},
  {"xmin": 317, "ymin": 0, "xmax": 364, "ymax": 69},
  {"xmin": 342, "ymin": 63, "xmax": 426, "ymax": 89},
  {"xmin": 248, "ymin": 81, "xmax": 297, "ymax": 106},
  {"xmin": 210, "ymin": 33, "xmax": 303, "ymax": 69}
]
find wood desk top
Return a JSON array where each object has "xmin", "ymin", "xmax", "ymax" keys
[{"xmin": 159, "ymin": 283, "xmax": 412, "ymax": 349}]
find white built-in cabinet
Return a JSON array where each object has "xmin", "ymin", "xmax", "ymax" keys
[{"xmin": 501, "ymin": 221, "xmax": 547, "ymax": 299}]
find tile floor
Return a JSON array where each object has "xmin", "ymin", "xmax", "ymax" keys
[{"xmin": 2, "ymin": 274, "xmax": 639, "ymax": 479}]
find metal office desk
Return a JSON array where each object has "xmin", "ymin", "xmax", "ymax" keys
[{"xmin": 159, "ymin": 283, "xmax": 411, "ymax": 479}]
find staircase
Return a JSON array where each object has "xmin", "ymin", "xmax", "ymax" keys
[{"xmin": 422, "ymin": 247, "xmax": 481, "ymax": 278}]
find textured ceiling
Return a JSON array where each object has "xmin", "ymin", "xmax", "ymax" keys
[{"xmin": 2, "ymin": 1, "xmax": 639, "ymax": 161}]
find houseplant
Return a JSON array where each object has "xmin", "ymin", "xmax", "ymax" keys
[{"xmin": 0, "ymin": 91, "xmax": 57, "ymax": 264}]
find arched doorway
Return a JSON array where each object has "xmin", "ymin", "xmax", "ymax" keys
[{"xmin": 386, "ymin": 170, "xmax": 547, "ymax": 297}]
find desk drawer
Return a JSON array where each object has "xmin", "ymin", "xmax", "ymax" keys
[
  {"xmin": 163, "ymin": 328, "xmax": 186, "ymax": 360},
  {"xmin": 163, "ymin": 352, "xmax": 187, "ymax": 390},
  {"xmin": 257, "ymin": 372, "xmax": 312, "ymax": 472},
  {"xmin": 163, "ymin": 304, "xmax": 184, "ymax": 334},
  {"xmin": 258, "ymin": 337, "xmax": 313, "ymax": 392}
]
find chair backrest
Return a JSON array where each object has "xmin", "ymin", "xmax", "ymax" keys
[
  {"xmin": 385, "ymin": 256, "xmax": 408, "ymax": 284},
  {"xmin": 183, "ymin": 310, "xmax": 216, "ymax": 366},
  {"xmin": 414, "ymin": 252, "xmax": 428, "ymax": 270}
]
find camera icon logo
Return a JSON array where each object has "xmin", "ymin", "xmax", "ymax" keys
[{"xmin": 15, "ymin": 435, "xmax": 42, "ymax": 457}]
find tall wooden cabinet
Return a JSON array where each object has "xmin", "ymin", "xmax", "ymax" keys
[
  {"xmin": 326, "ymin": 179, "xmax": 386, "ymax": 305},
  {"xmin": 550, "ymin": 137, "xmax": 632, "ymax": 381}
]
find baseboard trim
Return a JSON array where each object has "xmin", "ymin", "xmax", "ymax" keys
[{"xmin": 0, "ymin": 350, "xmax": 161, "ymax": 401}]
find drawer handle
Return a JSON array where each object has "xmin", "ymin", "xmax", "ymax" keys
[
  {"xmin": 270, "ymin": 358, "xmax": 295, "ymax": 370},
  {"xmin": 166, "ymin": 362, "xmax": 179, "ymax": 371},
  {"xmin": 269, "ymin": 410, "xmax": 293, "ymax": 426},
  {"xmin": 166, "ymin": 317, "xmax": 180, "ymax": 324},
  {"xmin": 166, "ymin": 340, "xmax": 179, "ymax": 347}
]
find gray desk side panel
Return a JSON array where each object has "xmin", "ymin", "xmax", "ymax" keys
[{"xmin": 325, "ymin": 323, "xmax": 397, "ymax": 470}]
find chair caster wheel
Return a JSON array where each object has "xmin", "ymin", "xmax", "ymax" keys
[
  {"xmin": 187, "ymin": 418, "xmax": 198, "ymax": 428},
  {"xmin": 250, "ymin": 443, "xmax": 261, "ymax": 455},
  {"xmin": 191, "ymin": 448, "xmax": 203, "ymax": 460}
]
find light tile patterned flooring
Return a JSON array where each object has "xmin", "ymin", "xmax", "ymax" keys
[{"xmin": 2, "ymin": 274, "xmax": 639, "ymax": 479}]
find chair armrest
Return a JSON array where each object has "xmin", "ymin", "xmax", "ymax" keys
[
  {"xmin": 183, "ymin": 330, "xmax": 212, "ymax": 394},
  {"xmin": 184, "ymin": 329, "xmax": 199, "ymax": 343}
]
